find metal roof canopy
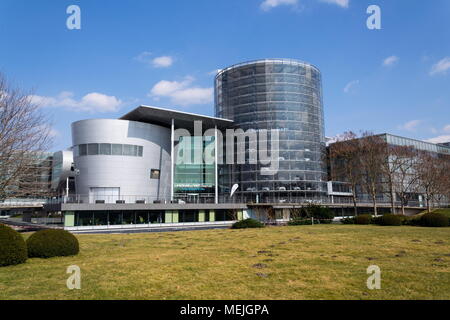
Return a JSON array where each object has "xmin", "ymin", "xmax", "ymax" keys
[{"xmin": 120, "ymin": 105, "xmax": 234, "ymax": 131}]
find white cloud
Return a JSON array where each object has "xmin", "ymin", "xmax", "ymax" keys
[
  {"xmin": 152, "ymin": 56, "xmax": 174, "ymax": 68},
  {"xmin": 134, "ymin": 52, "xmax": 174, "ymax": 68},
  {"xmin": 383, "ymin": 55, "xmax": 399, "ymax": 67},
  {"xmin": 319, "ymin": 0, "xmax": 349, "ymax": 8},
  {"xmin": 30, "ymin": 91, "xmax": 122, "ymax": 113},
  {"xmin": 134, "ymin": 51, "xmax": 153, "ymax": 64},
  {"xmin": 443, "ymin": 124, "xmax": 450, "ymax": 133},
  {"xmin": 398, "ymin": 120, "xmax": 421, "ymax": 132},
  {"xmin": 150, "ymin": 77, "xmax": 194, "ymax": 96},
  {"xmin": 430, "ymin": 57, "xmax": 450, "ymax": 76},
  {"xmin": 260, "ymin": 0, "xmax": 298, "ymax": 11},
  {"xmin": 426, "ymin": 135, "xmax": 450, "ymax": 144},
  {"xmin": 150, "ymin": 77, "xmax": 213, "ymax": 106},
  {"xmin": 343, "ymin": 80, "xmax": 359, "ymax": 93}
]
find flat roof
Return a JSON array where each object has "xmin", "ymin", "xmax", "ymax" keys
[
  {"xmin": 216, "ymin": 58, "xmax": 320, "ymax": 78},
  {"xmin": 120, "ymin": 105, "xmax": 234, "ymax": 130}
]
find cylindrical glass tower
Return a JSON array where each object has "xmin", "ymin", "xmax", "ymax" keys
[{"xmin": 215, "ymin": 59, "xmax": 327, "ymax": 202}]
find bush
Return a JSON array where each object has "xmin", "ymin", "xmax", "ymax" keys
[
  {"xmin": 354, "ymin": 214, "xmax": 372, "ymax": 225},
  {"xmin": 291, "ymin": 204, "xmax": 335, "ymax": 220},
  {"xmin": 26, "ymin": 229, "xmax": 79, "ymax": 258},
  {"xmin": 402, "ymin": 216, "xmax": 418, "ymax": 226},
  {"xmin": 374, "ymin": 214, "xmax": 403, "ymax": 226},
  {"xmin": 310, "ymin": 206, "xmax": 335, "ymax": 220},
  {"xmin": 231, "ymin": 219, "xmax": 264, "ymax": 229},
  {"xmin": 317, "ymin": 219, "xmax": 333, "ymax": 224},
  {"xmin": 420, "ymin": 213, "xmax": 449, "ymax": 228},
  {"xmin": 341, "ymin": 217, "xmax": 355, "ymax": 224},
  {"xmin": 0, "ymin": 224, "xmax": 27, "ymax": 267}
]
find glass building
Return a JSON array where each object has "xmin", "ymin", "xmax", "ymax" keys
[
  {"xmin": 215, "ymin": 59, "xmax": 327, "ymax": 202},
  {"xmin": 380, "ymin": 133, "xmax": 450, "ymax": 156},
  {"xmin": 173, "ymin": 135, "xmax": 216, "ymax": 203}
]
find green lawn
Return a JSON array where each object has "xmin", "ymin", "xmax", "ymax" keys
[{"xmin": 1, "ymin": 225, "xmax": 449, "ymax": 300}]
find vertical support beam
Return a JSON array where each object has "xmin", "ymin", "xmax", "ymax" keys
[
  {"xmin": 171, "ymin": 118, "xmax": 175, "ymax": 202},
  {"xmin": 214, "ymin": 125, "xmax": 219, "ymax": 204}
]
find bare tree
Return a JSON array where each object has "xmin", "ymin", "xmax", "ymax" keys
[
  {"xmin": 391, "ymin": 146, "xmax": 419, "ymax": 215},
  {"xmin": 382, "ymin": 145, "xmax": 418, "ymax": 215},
  {"xmin": 329, "ymin": 131, "xmax": 362, "ymax": 216},
  {"xmin": 432, "ymin": 154, "xmax": 450, "ymax": 208},
  {"xmin": 0, "ymin": 73, "xmax": 53, "ymax": 200},
  {"xmin": 414, "ymin": 152, "xmax": 444, "ymax": 213},
  {"xmin": 358, "ymin": 132, "xmax": 387, "ymax": 217}
]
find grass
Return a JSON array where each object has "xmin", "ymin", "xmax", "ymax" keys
[{"xmin": 0, "ymin": 225, "xmax": 449, "ymax": 300}]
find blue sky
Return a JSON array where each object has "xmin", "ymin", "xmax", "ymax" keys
[{"xmin": 1, "ymin": 0, "xmax": 449, "ymax": 151}]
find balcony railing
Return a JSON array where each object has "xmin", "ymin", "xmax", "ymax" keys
[{"xmin": 43, "ymin": 194, "xmax": 449, "ymax": 208}]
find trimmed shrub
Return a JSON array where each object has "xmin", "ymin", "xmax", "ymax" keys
[
  {"xmin": 317, "ymin": 219, "xmax": 333, "ymax": 224},
  {"xmin": 0, "ymin": 224, "xmax": 27, "ymax": 267},
  {"xmin": 420, "ymin": 213, "xmax": 449, "ymax": 228},
  {"xmin": 310, "ymin": 206, "xmax": 335, "ymax": 220},
  {"xmin": 231, "ymin": 219, "xmax": 264, "ymax": 229},
  {"xmin": 375, "ymin": 214, "xmax": 403, "ymax": 226},
  {"xmin": 341, "ymin": 217, "xmax": 355, "ymax": 224},
  {"xmin": 354, "ymin": 214, "xmax": 372, "ymax": 225},
  {"xmin": 26, "ymin": 229, "xmax": 79, "ymax": 258}
]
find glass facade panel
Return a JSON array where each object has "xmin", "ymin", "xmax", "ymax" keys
[
  {"xmin": 215, "ymin": 59, "xmax": 327, "ymax": 200},
  {"xmin": 87, "ymin": 143, "xmax": 99, "ymax": 155},
  {"xmin": 174, "ymin": 136, "xmax": 215, "ymax": 196},
  {"xmin": 99, "ymin": 143, "xmax": 112, "ymax": 155},
  {"xmin": 112, "ymin": 144, "xmax": 123, "ymax": 155}
]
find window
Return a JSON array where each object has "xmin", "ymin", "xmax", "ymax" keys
[
  {"xmin": 123, "ymin": 144, "xmax": 134, "ymax": 156},
  {"xmin": 88, "ymin": 144, "xmax": 99, "ymax": 155},
  {"xmin": 79, "ymin": 144, "xmax": 87, "ymax": 156},
  {"xmin": 99, "ymin": 144, "xmax": 112, "ymax": 155},
  {"xmin": 112, "ymin": 144, "xmax": 122, "ymax": 155},
  {"xmin": 76, "ymin": 144, "xmax": 144, "ymax": 157},
  {"xmin": 150, "ymin": 169, "xmax": 161, "ymax": 179}
]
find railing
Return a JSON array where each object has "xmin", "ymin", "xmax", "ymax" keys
[
  {"xmin": 43, "ymin": 194, "xmax": 449, "ymax": 208},
  {"xmin": 0, "ymin": 198, "xmax": 47, "ymax": 208}
]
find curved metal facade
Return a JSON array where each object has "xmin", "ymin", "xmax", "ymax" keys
[
  {"xmin": 72, "ymin": 119, "xmax": 171, "ymax": 203},
  {"xmin": 215, "ymin": 59, "xmax": 327, "ymax": 201}
]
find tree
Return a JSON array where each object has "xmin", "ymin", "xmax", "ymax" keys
[
  {"xmin": 414, "ymin": 152, "xmax": 444, "ymax": 213},
  {"xmin": 0, "ymin": 73, "xmax": 53, "ymax": 200},
  {"xmin": 329, "ymin": 131, "xmax": 362, "ymax": 216},
  {"xmin": 382, "ymin": 145, "xmax": 418, "ymax": 215},
  {"xmin": 432, "ymin": 154, "xmax": 450, "ymax": 208},
  {"xmin": 359, "ymin": 132, "xmax": 388, "ymax": 217}
]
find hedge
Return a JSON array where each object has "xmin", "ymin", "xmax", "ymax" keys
[
  {"xmin": 373, "ymin": 214, "xmax": 403, "ymax": 226},
  {"xmin": 420, "ymin": 213, "xmax": 449, "ymax": 228},
  {"xmin": 354, "ymin": 214, "xmax": 372, "ymax": 225},
  {"xmin": 231, "ymin": 219, "xmax": 264, "ymax": 229}
]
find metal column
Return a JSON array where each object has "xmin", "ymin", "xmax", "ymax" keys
[
  {"xmin": 215, "ymin": 125, "xmax": 219, "ymax": 204},
  {"xmin": 171, "ymin": 118, "xmax": 175, "ymax": 202}
]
